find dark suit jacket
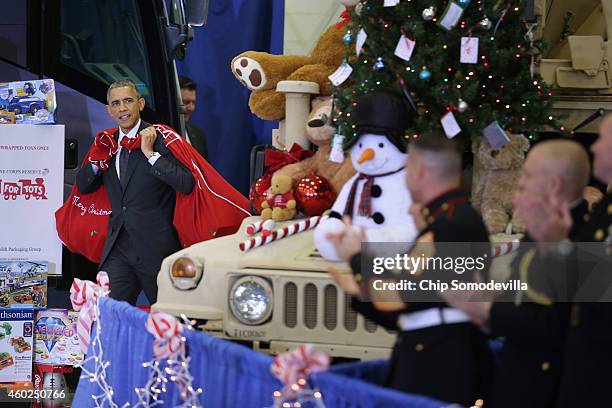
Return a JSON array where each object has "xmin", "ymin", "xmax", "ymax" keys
[
  {"xmin": 186, "ymin": 122, "xmax": 208, "ymax": 160},
  {"xmin": 76, "ymin": 121, "xmax": 195, "ymax": 269}
]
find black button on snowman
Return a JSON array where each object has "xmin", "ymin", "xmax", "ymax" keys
[{"xmin": 315, "ymin": 90, "xmax": 418, "ymax": 261}]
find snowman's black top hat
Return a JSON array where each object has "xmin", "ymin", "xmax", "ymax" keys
[{"xmin": 344, "ymin": 90, "xmax": 414, "ymax": 151}]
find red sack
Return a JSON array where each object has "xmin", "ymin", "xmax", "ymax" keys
[
  {"xmin": 55, "ymin": 183, "xmax": 111, "ymax": 263},
  {"xmin": 153, "ymin": 124, "xmax": 251, "ymax": 243},
  {"xmin": 55, "ymin": 129, "xmax": 117, "ymax": 263}
]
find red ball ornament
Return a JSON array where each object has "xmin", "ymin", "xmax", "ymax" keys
[
  {"xmin": 295, "ymin": 173, "xmax": 336, "ymax": 216},
  {"xmin": 249, "ymin": 175, "xmax": 271, "ymax": 214}
]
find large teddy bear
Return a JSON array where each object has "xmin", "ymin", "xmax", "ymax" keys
[
  {"xmin": 274, "ymin": 96, "xmax": 355, "ymax": 194},
  {"xmin": 231, "ymin": 25, "xmax": 348, "ymax": 120},
  {"xmin": 471, "ymin": 134, "xmax": 530, "ymax": 234}
]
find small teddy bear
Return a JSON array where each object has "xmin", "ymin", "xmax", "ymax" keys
[
  {"xmin": 261, "ymin": 174, "xmax": 297, "ymax": 222},
  {"xmin": 471, "ymin": 133, "xmax": 530, "ymax": 234}
]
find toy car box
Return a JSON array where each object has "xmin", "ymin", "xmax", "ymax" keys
[{"xmin": 0, "ymin": 79, "xmax": 56, "ymax": 125}]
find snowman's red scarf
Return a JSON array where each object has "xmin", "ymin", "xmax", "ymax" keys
[
  {"xmin": 343, "ymin": 166, "xmax": 405, "ymax": 218},
  {"xmin": 59, "ymin": 124, "xmax": 250, "ymax": 262}
]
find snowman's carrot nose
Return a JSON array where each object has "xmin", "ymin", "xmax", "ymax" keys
[{"xmin": 358, "ymin": 148, "xmax": 375, "ymax": 164}]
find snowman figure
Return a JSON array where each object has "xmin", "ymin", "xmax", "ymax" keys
[{"xmin": 315, "ymin": 90, "xmax": 418, "ymax": 261}]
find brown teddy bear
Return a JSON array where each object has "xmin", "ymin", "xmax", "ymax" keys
[
  {"xmin": 471, "ymin": 134, "xmax": 530, "ymax": 234},
  {"xmin": 230, "ymin": 25, "xmax": 348, "ymax": 120},
  {"xmin": 273, "ymin": 96, "xmax": 355, "ymax": 194},
  {"xmin": 261, "ymin": 174, "xmax": 297, "ymax": 221}
]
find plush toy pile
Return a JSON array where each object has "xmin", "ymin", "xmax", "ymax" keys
[{"xmin": 233, "ymin": 20, "xmax": 356, "ymax": 218}]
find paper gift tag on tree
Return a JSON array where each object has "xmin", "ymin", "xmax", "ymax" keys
[
  {"xmin": 356, "ymin": 28, "xmax": 367, "ymax": 56},
  {"xmin": 441, "ymin": 111, "xmax": 462, "ymax": 138},
  {"xmin": 483, "ymin": 121, "xmax": 511, "ymax": 150},
  {"xmin": 328, "ymin": 62, "xmax": 353, "ymax": 86},
  {"xmin": 438, "ymin": 2, "xmax": 465, "ymax": 31},
  {"xmin": 395, "ymin": 35, "xmax": 416, "ymax": 62},
  {"xmin": 460, "ymin": 37, "xmax": 479, "ymax": 64},
  {"xmin": 384, "ymin": 0, "xmax": 400, "ymax": 6},
  {"xmin": 329, "ymin": 134, "xmax": 345, "ymax": 163}
]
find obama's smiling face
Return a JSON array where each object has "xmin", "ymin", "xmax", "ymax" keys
[{"xmin": 107, "ymin": 86, "xmax": 145, "ymax": 133}]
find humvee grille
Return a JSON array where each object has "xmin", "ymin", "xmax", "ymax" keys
[
  {"xmin": 323, "ymin": 285, "xmax": 337, "ymax": 330},
  {"xmin": 304, "ymin": 284, "xmax": 317, "ymax": 329},
  {"xmin": 284, "ymin": 282, "xmax": 297, "ymax": 328},
  {"xmin": 364, "ymin": 318, "xmax": 378, "ymax": 333},
  {"xmin": 343, "ymin": 293, "xmax": 358, "ymax": 332}
]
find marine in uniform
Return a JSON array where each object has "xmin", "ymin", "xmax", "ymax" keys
[
  {"xmin": 339, "ymin": 137, "xmax": 494, "ymax": 406},
  {"xmin": 503, "ymin": 116, "xmax": 612, "ymax": 407},
  {"xmin": 487, "ymin": 139, "xmax": 592, "ymax": 408},
  {"xmin": 356, "ymin": 187, "xmax": 493, "ymax": 406}
]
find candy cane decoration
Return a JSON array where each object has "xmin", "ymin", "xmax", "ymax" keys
[
  {"xmin": 239, "ymin": 216, "xmax": 326, "ymax": 252},
  {"xmin": 270, "ymin": 344, "xmax": 330, "ymax": 387},
  {"xmin": 246, "ymin": 219, "xmax": 275, "ymax": 236},
  {"xmin": 246, "ymin": 220, "xmax": 265, "ymax": 235},
  {"xmin": 70, "ymin": 272, "xmax": 110, "ymax": 354},
  {"xmin": 270, "ymin": 344, "xmax": 328, "ymax": 408},
  {"xmin": 491, "ymin": 240, "xmax": 520, "ymax": 258}
]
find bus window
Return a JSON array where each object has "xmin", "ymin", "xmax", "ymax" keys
[
  {"xmin": 0, "ymin": 2, "xmax": 27, "ymax": 68},
  {"xmin": 58, "ymin": 0, "xmax": 155, "ymax": 107}
]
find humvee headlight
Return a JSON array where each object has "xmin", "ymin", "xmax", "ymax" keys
[
  {"xmin": 229, "ymin": 276, "xmax": 273, "ymax": 325},
  {"xmin": 169, "ymin": 257, "xmax": 203, "ymax": 291}
]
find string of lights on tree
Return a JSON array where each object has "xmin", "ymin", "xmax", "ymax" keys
[{"xmin": 332, "ymin": 0, "xmax": 566, "ymax": 146}]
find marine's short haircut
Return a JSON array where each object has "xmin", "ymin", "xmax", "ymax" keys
[{"xmin": 409, "ymin": 133, "xmax": 463, "ymax": 178}]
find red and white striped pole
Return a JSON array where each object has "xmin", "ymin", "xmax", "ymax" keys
[{"xmin": 239, "ymin": 216, "xmax": 326, "ymax": 252}]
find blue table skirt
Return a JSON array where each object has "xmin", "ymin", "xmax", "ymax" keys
[{"xmin": 73, "ymin": 298, "xmax": 449, "ymax": 407}]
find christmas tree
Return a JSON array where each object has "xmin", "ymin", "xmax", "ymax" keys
[{"xmin": 332, "ymin": 0, "xmax": 561, "ymax": 146}]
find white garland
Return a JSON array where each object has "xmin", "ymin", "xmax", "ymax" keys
[
  {"xmin": 135, "ymin": 314, "xmax": 203, "ymax": 408},
  {"xmin": 76, "ymin": 302, "xmax": 202, "ymax": 408},
  {"xmin": 76, "ymin": 299, "xmax": 128, "ymax": 408}
]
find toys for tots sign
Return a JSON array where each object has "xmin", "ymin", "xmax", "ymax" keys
[
  {"xmin": 0, "ymin": 176, "xmax": 48, "ymax": 200},
  {"xmin": 0, "ymin": 125, "xmax": 64, "ymax": 275}
]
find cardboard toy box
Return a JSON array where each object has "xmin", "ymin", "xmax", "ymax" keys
[
  {"xmin": 0, "ymin": 79, "xmax": 56, "ymax": 124},
  {"xmin": 0, "ymin": 261, "xmax": 48, "ymax": 309},
  {"xmin": 0, "ymin": 309, "xmax": 34, "ymax": 382},
  {"xmin": 34, "ymin": 309, "xmax": 83, "ymax": 366}
]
